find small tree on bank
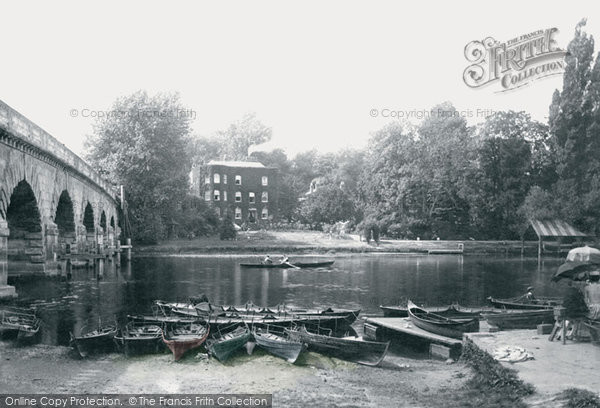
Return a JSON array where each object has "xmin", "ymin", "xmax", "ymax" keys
[{"xmin": 219, "ymin": 215, "xmax": 237, "ymax": 240}]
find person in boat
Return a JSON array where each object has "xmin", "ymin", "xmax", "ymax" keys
[
  {"xmin": 263, "ymin": 255, "xmax": 273, "ymax": 265},
  {"xmin": 280, "ymin": 255, "xmax": 290, "ymax": 265},
  {"xmin": 584, "ymin": 271, "xmax": 600, "ymax": 320},
  {"xmin": 517, "ymin": 286, "xmax": 535, "ymax": 302},
  {"xmin": 525, "ymin": 286, "xmax": 535, "ymax": 301}
]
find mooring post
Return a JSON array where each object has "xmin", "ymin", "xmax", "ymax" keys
[{"xmin": 126, "ymin": 238, "xmax": 131, "ymax": 261}]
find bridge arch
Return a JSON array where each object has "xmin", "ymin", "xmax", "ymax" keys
[
  {"xmin": 6, "ymin": 180, "xmax": 44, "ymax": 273},
  {"xmin": 54, "ymin": 190, "xmax": 76, "ymax": 251}
]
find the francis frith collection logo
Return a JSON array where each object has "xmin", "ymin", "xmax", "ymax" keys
[{"xmin": 463, "ymin": 28, "xmax": 567, "ymax": 92}]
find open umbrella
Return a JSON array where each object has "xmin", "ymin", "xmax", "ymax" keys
[
  {"xmin": 552, "ymin": 261, "xmax": 599, "ymax": 282},
  {"xmin": 565, "ymin": 245, "xmax": 600, "ymax": 263},
  {"xmin": 553, "ymin": 245, "xmax": 600, "ymax": 282}
]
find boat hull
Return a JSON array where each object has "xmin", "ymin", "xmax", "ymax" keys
[
  {"xmin": 71, "ymin": 328, "xmax": 117, "ymax": 358},
  {"xmin": 0, "ymin": 307, "xmax": 41, "ymax": 341},
  {"xmin": 207, "ymin": 327, "xmax": 252, "ymax": 362},
  {"xmin": 155, "ymin": 300, "xmax": 359, "ymax": 328},
  {"xmin": 114, "ymin": 324, "xmax": 164, "ymax": 356},
  {"xmin": 487, "ymin": 296, "xmax": 561, "ymax": 310},
  {"xmin": 240, "ymin": 261, "xmax": 335, "ymax": 269},
  {"xmin": 407, "ymin": 301, "xmax": 479, "ymax": 339},
  {"xmin": 253, "ymin": 330, "xmax": 304, "ymax": 363},
  {"xmin": 381, "ymin": 304, "xmax": 496, "ymax": 318},
  {"xmin": 162, "ymin": 323, "xmax": 210, "ymax": 361},
  {"xmin": 482, "ymin": 309, "xmax": 555, "ymax": 330},
  {"xmin": 286, "ymin": 326, "xmax": 389, "ymax": 366}
]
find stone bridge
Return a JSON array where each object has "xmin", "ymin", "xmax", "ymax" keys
[{"xmin": 0, "ymin": 100, "xmax": 120, "ymax": 298}]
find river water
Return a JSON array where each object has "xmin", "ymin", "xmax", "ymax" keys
[{"xmin": 10, "ymin": 254, "xmax": 566, "ymax": 346}]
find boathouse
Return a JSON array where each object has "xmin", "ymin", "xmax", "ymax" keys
[{"xmin": 528, "ymin": 219, "xmax": 591, "ymax": 256}]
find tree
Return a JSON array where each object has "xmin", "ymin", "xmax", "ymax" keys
[
  {"xmin": 85, "ymin": 91, "xmax": 193, "ymax": 243},
  {"xmin": 216, "ymin": 113, "xmax": 272, "ymax": 160},
  {"xmin": 549, "ymin": 19, "xmax": 600, "ymax": 233},
  {"xmin": 412, "ymin": 102, "xmax": 475, "ymax": 238},
  {"xmin": 219, "ymin": 214, "xmax": 237, "ymax": 240},
  {"xmin": 467, "ymin": 112, "xmax": 533, "ymax": 239},
  {"xmin": 299, "ymin": 185, "xmax": 355, "ymax": 228}
]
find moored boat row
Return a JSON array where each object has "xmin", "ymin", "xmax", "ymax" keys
[{"xmin": 377, "ymin": 294, "xmax": 570, "ymax": 339}]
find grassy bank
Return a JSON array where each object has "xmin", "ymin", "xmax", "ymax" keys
[
  {"xmin": 135, "ymin": 230, "xmax": 540, "ymax": 256},
  {"xmin": 414, "ymin": 339, "xmax": 535, "ymax": 408}
]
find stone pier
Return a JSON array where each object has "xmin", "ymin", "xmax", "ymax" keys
[{"xmin": 0, "ymin": 220, "xmax": 16, "ymax": 299}]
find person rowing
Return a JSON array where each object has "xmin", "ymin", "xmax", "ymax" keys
[
  {"xmin": 262, "ymin": 255, "xmax": 273, "ymax": 265},
  {"xmin": 280, "ymin": 255, "xmax": 299, "ymax": 269}
]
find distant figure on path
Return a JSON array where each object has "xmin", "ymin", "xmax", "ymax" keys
[
  {"xmin": 584, "ymin": 272, "xmax": 600, "ymax": 320},
  {"xmin": 263, "ymin": 255, "xmax": 273, "ymax": 265}
]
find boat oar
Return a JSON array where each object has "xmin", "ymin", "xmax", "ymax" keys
[{"xmin": 282, "ymin": 262, "xmax": 300, "ymax": 269}]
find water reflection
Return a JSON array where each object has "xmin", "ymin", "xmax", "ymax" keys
[{"xmin": 11, "ymin": 254, "xmax": 565, "ymax": 346}]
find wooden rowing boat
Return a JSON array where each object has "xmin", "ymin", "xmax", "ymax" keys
[
  {"xmin": 0, "ymin": 306, "xmax": 41, "ymax": 340},
  {"xmin": 286, "ymin": 326, "xmax": 389, "ymax": 366},
  {"xmin": 487, "ymin": 296, "xmax": 561, "ymax": 310},
  {"xmin": 114, "ymin": 322, "xmax": 164, "ymax": 356},
  {"xmin": 407, "ymin": 300, "xmax": 479, "ymax": 339},
  {"xmin": 481, "ymin": 309, "xmax": 555, "ymax": 330},
  {"xmin": 206, "ymin": 325, "xmax": 252, "ymax": 362},
  {"xmin": 162, "ymin": 322, "xmax": 210, "ymax": 361},
  {"xmin": 252, "ymin": 327, "xmax": 305, "ymax": 363},
  {"xmin": 381, "ymin": 304, "xmax": 495, "ymax": 318},
  {"xmin": 70, "ymin": 321, "xmax": 117, "ymax": 358},
  {"xmin": 240, "ymin": 260, "xmax": 335, "ymax": 269},
  {"xmin": 155, "ymin": 300, "xmax": 360, "ymax": 326}
]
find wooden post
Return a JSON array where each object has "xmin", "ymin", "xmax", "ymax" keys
[{"xmin": 126, "ymin": 238, "xmax": 131, "ymax": 261}]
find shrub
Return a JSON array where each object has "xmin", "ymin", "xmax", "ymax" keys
[{"xmin": 219, "ymin": 215, "xmax": 237, "ymax": 240}]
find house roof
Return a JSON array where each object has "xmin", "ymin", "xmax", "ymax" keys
[
  {"xmin": 529, "ymin": 219, "xmax": 588, "ymax": 238},
  {"xmin": 207, "ymin": 160, "xmax": 265, "ymax": 168}
]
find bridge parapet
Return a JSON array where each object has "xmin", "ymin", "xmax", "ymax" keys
[{"xmin": 0, "ymin": 99, "xmax": 115, "ymax": 198}]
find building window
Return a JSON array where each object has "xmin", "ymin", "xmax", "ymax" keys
[
  {"xmin": 235, "ymin": 175, "xmax": 242, "ymax": 185},
  {"xmin": 262, "ymin": 176, "xmax": 268, "ymax": 186},
  {"xmin": 214, "ymin": 190, "xmax": 220, "ymax": 201},
  {"xmin": 235, "ymin": 207, "xmax": 242, "ymax": 220},
  {"xmin": 223, "ymin": 174, "xmax": 228, "ymax": 184},
  {"xmin": 261, "ymin": 208, "xmax": 268, "ymax": 219},
  {"xmin": 261, "ymin": 192, "xmax": 268, "ymax": 203},
  {"xmin": 204, "ymin": 190, "xmax": 211, "ymax": 201},
  {"xmin": 223, "ymin": 191, "xmax": 228, "ymax": 201},
  {"xmin": 235, "ymin": 192, "xmax": 242, "ymax": 202},
  {"xmin": 249, "ymin": 192, "xmax": 255, "ymax": 204},
  {"xmin": 214, "ymin": 173, "xmax": 220, "ymax": 183},
  {"xmin": 204, "ymin": 175, "xmax": 210, "ymax": 184},
  {"xmin": 216, "ymin": 207, "xmax": 221, "ymax": 217}
]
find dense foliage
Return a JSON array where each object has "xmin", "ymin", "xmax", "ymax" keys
[
  {"xmin": 85, "ymin": 91, "xmax": 217, "ymax": 243},
  {"xmin": 86, "ymin": 21, "xmax": 600, "ymax": 241}
]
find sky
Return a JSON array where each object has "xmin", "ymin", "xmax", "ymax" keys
[{"xmin": 1, "ymin": 1, "xmax": 599, "ymax": 157}]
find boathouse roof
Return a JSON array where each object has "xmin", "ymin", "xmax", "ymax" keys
[{"xmin": 529, "ymin": 219, "xmax": 589, "ymax": 238}]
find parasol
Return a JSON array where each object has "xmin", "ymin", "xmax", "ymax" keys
[
  {"xmin": 565, "ymin": 245, "xmax": 600, "ymax": 263},
  {"xmin": 553, "ymin": 245, "xmax": 600, "ymax": 282}
]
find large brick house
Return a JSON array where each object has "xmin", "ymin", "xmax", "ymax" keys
[{"xmin": 191, "ymin": 161, "xmax": 278, "ymax": 225}]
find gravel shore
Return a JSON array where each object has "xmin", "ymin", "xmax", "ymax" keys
[{"xmin": 0, "ymin": 341, "xmax": 468, "ymax": 407}]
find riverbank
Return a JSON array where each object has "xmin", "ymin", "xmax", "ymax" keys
[
  {"xmin": 4, "ymin": 338, "xmax": 596, "ymax": 407},
  {"xmin": 0, "ymin": 341, "xmax": 468, "ymax": 407},
  {"xmin": 135, "ymin": 231, "xmax": 540, "ymax": 256}
]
